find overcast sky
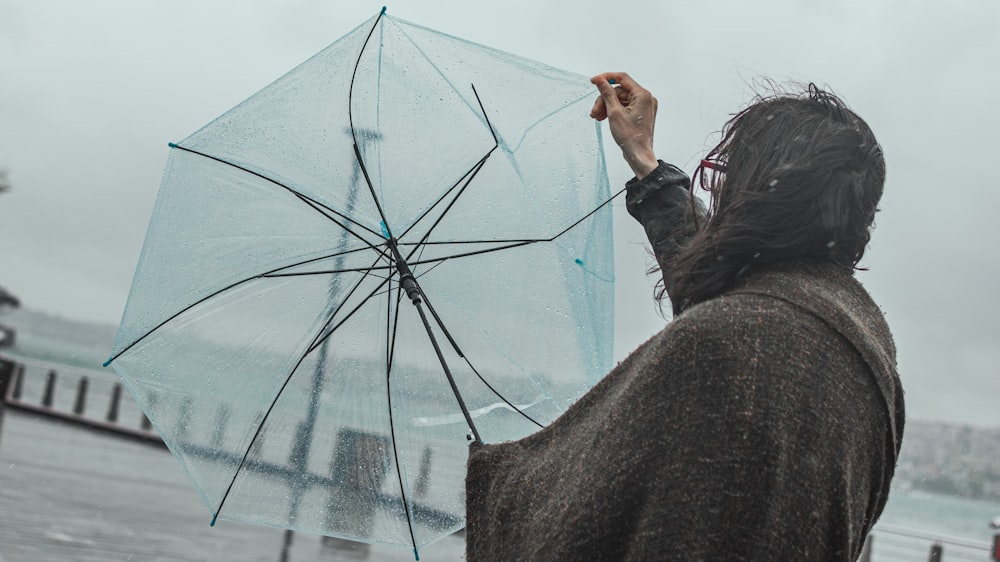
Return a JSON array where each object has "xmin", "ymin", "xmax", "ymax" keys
[{"xmin": 1, "ymin": 1, "xmax": 998, "ymax": 428}]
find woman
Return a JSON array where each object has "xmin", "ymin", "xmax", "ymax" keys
[{"xmin": 465, "ymin": 72, "xmax": 905, "ymax": 561}]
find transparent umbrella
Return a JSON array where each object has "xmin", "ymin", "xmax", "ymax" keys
[{"xmin": 105, "ymin": 8, "xmax": 615, "ymax": 557}]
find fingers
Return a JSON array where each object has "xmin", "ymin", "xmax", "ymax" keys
[
  {"xmin": 590, "ymin": 75, "xmax": 620, "ymax": 120},
  {"xmin": 591, "ymin": 72, "xmax": 643, "ymax": 96},
  {"xmin": 604, "ymin": 72, "xmax": 642, "ymax": 92},
  {"xmin": 590, "ymin": 96, "xmax": 607, "ymax": 121},
  {"xmin": 590, "ymin": 72, "xmax": 651, "ymax": 120}
]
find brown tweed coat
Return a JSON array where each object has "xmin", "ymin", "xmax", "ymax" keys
[{"xmin": 465, "ymin": 164, "xmax": 904, "ymax": 561}]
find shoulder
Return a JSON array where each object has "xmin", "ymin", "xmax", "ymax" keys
[
  {"xmin": 664, "ymin": 288, "xmax": 837, "ymax": 363},
  {"xmin": 642, "ymin": 274, "xmax": 884, "ymax": 413},
  {"xmin": 678, "ymin": 262, "xmax": 897, "ymax": 367},
  {"xmin": 638, "ymin": 284, "xmax": 885, "ymax": 446},
  {"xmin": 647, "ymin": 263, "xmax": 900, "ymax": 438}
]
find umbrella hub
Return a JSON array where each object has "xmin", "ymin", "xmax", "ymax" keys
[{"xmin": 387, "ymin": 237, "xmax": 421, "ymax": 304}]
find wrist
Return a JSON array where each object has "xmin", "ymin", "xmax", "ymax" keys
[{"xmin": 626, "ymin": 150, "xmax": 659, "ymax": 180}]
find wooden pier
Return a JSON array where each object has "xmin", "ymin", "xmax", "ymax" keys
[{"xmin": 0, "ymin": 353, "xmax": 161, "ymax": 448}]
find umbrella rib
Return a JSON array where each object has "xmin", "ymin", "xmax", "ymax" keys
[
  {"xmin": 389, "ymin": 18, "xmax": 506, "ymax": 238},
  {"xmin": 264, "ymin": 265, "xmax": 393, "ymax": 279},
  {"xmin": 387, "ymin": 276, "xmax": 402, "ymax": 376},
  {"xmin": 400, "ymin": 153, "xmax": 491, "ymax": 261},
  {"xmin": 347, "ymin": 6, "xmax": 387, "ymax": 151},
  {"xmin": 405, "ymin": 187, "xmax": 629, "ymax": 270},
  {"xmin": 104, "ymin": 246, "xmax": 389, "ymax": 367},
  {"xmin": 168, "ymin": 143, "xmax": 384, "ymax": 243},
  {"xmin": 384, "ymin": 275, "xmax": 421, "ymax": 555},
  {"xmin": 397, "ymin": 83, "xmax": 499, "ymax": 246},
  {"xmin": 303, "ymin": 274, "xmax": 390, "ymax": 357},
  {"xmin": 394, "ymin": 80, "xmax": 622, "ymax": 268},
  {"xmin": 303, "ymin": 250, "xmax": 395, "ymax": 357},
  {"xmin": 351, "ymin": 20, "xmax": 502, "ymax": 253},
  {"xmin": 401, "ymin": 239, "xmax": 542, "ymax": 245},
  {"xmin": 544, "ymin": 184, "xmax": 628, "ymax": 243},
  {"xmin": 393, "ymin": 24, "xmax": 502, "ymax": 145},
  {"xmin": 348, "ymin": 8, "xmax": 394, "ymax": 241},
  {"xmin": 261, "ymin": 245, "xmax": 391, "ymax": 278},
  {"xmin": 470, "ymin": 82, "xmax": 500, "ymax": 147},
  {"xmin": 396, "ymin": 152, "xmax": 489, "ymax": 244},
  {"xmin": 412, "ymin": 257, "xmax": 447, "ymax": 281},
  {"xmin": 406, "ymin": 240, "xmax": 534, "ymax": 267},
  {"xmin": 394, "ymin": 184, "xmax": 628, "ymax": 268},
  {"xmin": 416, "ymin": 287, "xmax": 545, "ymax": 429},
  {"xmin": 211, "ymin": 252, "xmax": 393, "ymax": 525},
  {"xmin": 351, "ymin": 144, "xmax": 392, "ymax": 239},
  {"xmin": 291, "ymin": 190, "xmax": 388, "ymax": 249},
  {"xmin": 462, "ymin": 355, "xmax": 545, "ymax": 427}
]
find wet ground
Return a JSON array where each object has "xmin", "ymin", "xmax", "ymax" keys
[{"xmin": 0, "ymin": 410, "xmax": 465, "ymax": 561}]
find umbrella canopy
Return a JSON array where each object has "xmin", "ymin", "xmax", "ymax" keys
[{"xmin": 106, "ymin": 8, "xmax": 614, "ymax": 554}]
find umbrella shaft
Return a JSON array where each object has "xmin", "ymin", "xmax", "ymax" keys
[
  {"xmin": 387, "ymin": 237, "xmax": 481, "ymax": 443},
  {"xmin": 413, "ymin": 300, "xmax": 482, "ymax": 444}
]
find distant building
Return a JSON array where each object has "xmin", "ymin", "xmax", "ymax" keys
[
  {"xmin": 0, "ymin": 285, "xmax": 19, "ymax": 309},
  {"xmin": 0, "ymin": 284, "xmax": 19, "ymax": 348}
]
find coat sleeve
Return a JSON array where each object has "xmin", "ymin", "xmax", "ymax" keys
[{"xmin": 624, "ymin": 161, "xmax": 705, "ymax": 303}]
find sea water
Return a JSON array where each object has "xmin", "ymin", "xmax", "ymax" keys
[
  {"xmin": 872, "ymin": 489, "xmax": 999, "ymax": 561},
  {"xmin": 880, "ymin": 488, "xmax": 999, "ymax": 539}
]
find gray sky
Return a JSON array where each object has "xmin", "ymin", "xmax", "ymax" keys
[{"xmin": 1, "ymin": 1, "xmax": 998, "ymax": 427}]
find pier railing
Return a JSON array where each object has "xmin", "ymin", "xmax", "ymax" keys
[
  {"xmin": 0, "ymin": 352, "xmax": 161, "ymax": 446},
  {"xmin": 866, "ymin": 524, "xmax": 999, "ymax": 561}
]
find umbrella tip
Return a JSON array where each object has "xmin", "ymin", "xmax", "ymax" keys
[
  {"xmin": 168, "ymin": 142, "xmax": 178, "ymax": 149},
  {"xmin": 413, "ymin": 547, "xmax": 419, "ymax": 560},
  {"xmin": 210, "ymin": 513, "xmax": 218, "ymax": 527},
  {"xmin": 102, "ymin": 357, "xmax": 113, "ymax": 367},
  {"xmin": 381, "ymin": 6, "xmax": 387, "ymax": 14},
  {"xmin": 609, "ymin": 78, "xmax": 616, "ymax": 84}
]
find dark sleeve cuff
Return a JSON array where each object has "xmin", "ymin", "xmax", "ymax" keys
[{"xmin": 624, "ymin": 161, "xmax": 692, "ymax": 222}]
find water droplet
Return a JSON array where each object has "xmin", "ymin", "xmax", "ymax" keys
[
  {"xmin": 768, "ymin": 179, "xmax": 779, "ymax": 187},
  {"xmin": 826, "ymin": 240, "xmax": 837, "ymax": 248}
]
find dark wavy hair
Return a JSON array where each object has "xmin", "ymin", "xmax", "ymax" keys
[{"xmin": 664, "ymin": 83, "xmax": 886, "ymax": 314}]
